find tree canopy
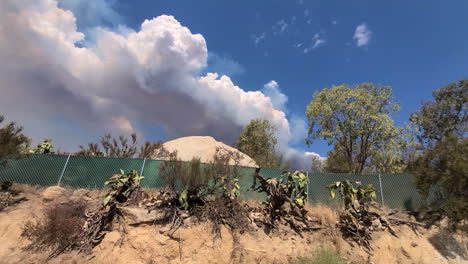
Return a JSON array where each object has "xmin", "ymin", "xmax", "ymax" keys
[
  {"xmin": 409, "ymin": 80, "xmax": 468, "ymax": 229},
  {"xmin": 0, "ymin": 115, "xmax": 30, "ymax": 167},
  {"xmin": 234, "ymin": 119, "xmax": 282, "ymax": 168},
  {"xmin": 410, "ymin": 79, "xmax": 467, "ymax": 145},
  {"xmin": 306, "ymin": 83, "xmax": 406, "ymax": 173}
]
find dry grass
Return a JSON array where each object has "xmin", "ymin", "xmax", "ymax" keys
[
  {"xmin": 289, "ymin": 245, "xmax": 347, "ymax": 264},
  {"xmin": 306, "ymin": 204, "xmax": 346, "ymax": 254},
  {"xmin": 307, "ymin": 203, "xmax": 339, "ymax": 228},
  {"xmin": 11, "ymin": 184, "xmax": 45, "ymax": 195}
]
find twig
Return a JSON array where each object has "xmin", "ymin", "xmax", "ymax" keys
[
  {"xmin": 388, "ymin": 217, "xmax": 426, "ymax": 227},
  {"xmin": 178, "ymin": 229, "xmax": 182, "ymax": 262}
]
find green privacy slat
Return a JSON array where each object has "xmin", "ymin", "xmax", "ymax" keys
[
  {"xmin": 60, "ymin": 156, "xmax": 145, "ymax": 189},
  {"xmin": 139, "ymin": 159, "xmax": 165, "ymax": 188},
  {"xmin": 0, "ymin": 154, "xmax": 68, "ymax": 186},
  {"xmin": 379, "ymin": 173, "xmax": 424, "ymax": 211},
  {"xmin": 0, "ymin": 154, "xmax": 423, "ymax": 211}
]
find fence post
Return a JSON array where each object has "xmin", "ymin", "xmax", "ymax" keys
[
  {"xmin": 57, "ymin": 154, "xmax": 71, "ymax": 186},
  {"xmin": 378, "ymin": 173, "xmax": 385, "ymax": 206},
  {"xmin": 306, "ymin": 171, "xmax": 310, "ymax": 203},
  {"xmin": 139, "ymin": 158, "xmax": 146, "ymax": 184}
]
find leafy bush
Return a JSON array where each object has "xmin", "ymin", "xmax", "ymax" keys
[
  {"xmin": 149, "ymin": 147, "xmax": 249, "ymax": 240},
  {"xmin": 31, "ymin": 139, "xmax": 55, "ymax": 154},
  {"xmin": 0, "ymin": 114, "xmax": 30, "ymax": 167},
  {"xmin": 159, "ymin": 147, "xmax": 243, "ymax": 208},
  {"xmin": 22, "ymin": 201, "xmax": 87, "ymax": 251},
  {"xmin": 409, "ymin": 135, "xmax": 468, "ymax": 231},
  {"xmin": 103, "ymin": 169, "xmax": 144, "ymax": 206},
  {"xmin": 251, "ymin": 170, "xmax": 313, "ymax": 230},
  {"xmin": 328, "ymin": 180, "xmax": 376, "ymax": 219},
  {"xmin": 328, "ymin": 180, "xmax": 379, "ymax": 248}
]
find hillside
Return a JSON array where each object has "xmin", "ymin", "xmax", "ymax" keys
[{"xmin": 0, "ymin": 185, "xmax": 466, "ymax": 264}]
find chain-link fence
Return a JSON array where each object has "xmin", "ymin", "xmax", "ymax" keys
[{"xmin": 0, "ymin": 154, "xmax": 423, "ymax": 211}]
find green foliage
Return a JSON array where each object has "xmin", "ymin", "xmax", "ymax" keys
[
  {"xmin": 410, "ymin": 79, "xmax": 467, "ymax": 145},
  {"xmin": 328, "ymin": 180, "xmax": 376, "ymax": 219},
  {"xmin": 159, "ymin": 148, "xmax": 243, "ymax": 210},
  {"xmin": 32, "ymin": 139, "xmax": 55, "ymax": 154},
  {"xmin": 409, "ymin": 80, "xmax": 468, "ymax": 231},
  {"xmin": 103, "ymin": 169, "xmax": 144, "ymax": 207},
  {"xmin": 251, "ymin": 170, "xmax": 312, "ymax": 229},
  {"xmin": 235, "ymin": 119, "xmax": 282, "ymax": 168},
  {"xmin": 284, "ymin": 171, "xmax": 309, "ymax": 206},
  {"xmin": 306, "ymin": 83, "xmax": 406, "ymax": 173},
  {"xmin": 291, "ymin": 246, "xmax": 346, "ymax": 264},
  {"xmin": 409, "ymin": 135, "xmax": 468, "ymax": 228},
  {"xmin": 0, "ymin": 115, "xmax": 30, "ymax": 166},
  {"xmin": 178, "ymin": 189, "xmax": 189, "ymax": 209}
]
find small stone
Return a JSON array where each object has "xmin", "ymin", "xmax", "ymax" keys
[
  {"xmin": 120, "ymin": 207, "xmax": 166, "ymax": 225},
  {"xmin": 371, "ymin": 218, "xmax": 382, "ymax": 229},
  {"xmin": 69, "ymin": 189, "xmax": 92, "ymax": 202},
  {"xmin": 411, "ymin": 242, "xmax": 418, "ymax": 247}
]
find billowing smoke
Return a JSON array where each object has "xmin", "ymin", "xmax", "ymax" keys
[{"xmin": 0, "ymin": 0, "xmax": 321, "ymax": 169}]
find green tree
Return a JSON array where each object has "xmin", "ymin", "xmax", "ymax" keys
[
  {"xmin": 410, "ymin": 79, "xmax": 467, "ymax": 145},
  {"xmin": 306, "ymin": 83, "xmax": 405, "ymax": 173},
  {"xmin": 409, "ymin": 80, "xmax": 468, "ymax": 230},
  {"xmin": 235, "ymin": 119, "xmax": 282, "ymax": 168},
  {"xmin": 409, "ymin": 135, "xmax": 468, "ymax": 230},
  {"xmin": 0, "ymin": 115, "xmax": 30, "ymax": 167},
  {"xmin": 32, "ymin": 139, "xmax": 55, "ymax": 154}
]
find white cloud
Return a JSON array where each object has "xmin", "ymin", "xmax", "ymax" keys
[
  {"xmin": 252, "ymin": 32, "xmax": 266, "ymax": 45},
  {"xmin": 0, "ymin": 0, "xmax": 320, "ymax": 170},
  {"xmin": 111, "ymin": 116, "xmax": 135, "ymax": 134},
  {"xmin": 273, "ymin": 19, "xmax": 288, "ymax": 34},
  {"xmin": 304, "ymin": 8, "xmax": 310, "ymax": 17},
  {"xmin": 332, "ymin": 20, "xmax": 338, "ymax": 25},
  {"xmin": 293, "ymin": 43, "xmax": 303, "ymax": 48},
  {"xmin": 289, "ymin": 116, "xmax": 307, "ymax": 144},
  {"xmin": 312, "ymin": 39, "xmax": 325, "ymax": 49},
  {"xmin": 261, "ymin": 80, "xmax": 288, "ymax": 112},
  {"xmin": 353, "ymin": 23, "xmax": 372, "ymax": 47},
  {"xmin": 304, "ymin": 32, "xmax": 326, "ymax": 53}
]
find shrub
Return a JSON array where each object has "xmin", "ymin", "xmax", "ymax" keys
[
  {"xmin": 31, "ymin": 139, "xmax": 55, "ymax": 154},
  {"xmin": 22, "ymin": 201, "xmax": 87, "ymax": 251},
  {"xmin": 0, "ymin": 114, "xmax": 30, "ymax": 167},
  {"xmin": 409, "ymin": 135, "xmax": 468, "ymax": 231}
]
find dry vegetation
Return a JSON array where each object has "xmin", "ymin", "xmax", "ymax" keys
[{"xmin": 0, "ymin": 149, "xmax": 466, "ymax": 263}]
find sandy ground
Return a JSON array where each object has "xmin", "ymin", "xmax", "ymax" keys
[{"xmin": 0, "ymin": 186, "xmax": 466, "ymax": 264}]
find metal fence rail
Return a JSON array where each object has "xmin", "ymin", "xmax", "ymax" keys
[{"xmin": 0, "ymin": 154, "xmax": 424, "ymax": 211}]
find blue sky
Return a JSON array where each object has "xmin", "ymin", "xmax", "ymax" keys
[
  {"xmin": 105, "ymin": 0, "xmax": 468, "ymax": 155},
  {"xmin": 1, "ymin": 0, "xmax": 467, "ymax": 163}
]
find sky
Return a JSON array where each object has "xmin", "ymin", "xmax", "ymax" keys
[{"xmin": 1, "ymin": 0, "xmax": 467, "ymax": 170}]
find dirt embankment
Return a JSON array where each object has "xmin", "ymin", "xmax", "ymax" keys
[
  {"xmin": 156, "ymin": 136, "xmax": 258, "ymax": 167},
  {"xmin": 0, "ymin": 186, "xmax": 466, "ymax": 264}
]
